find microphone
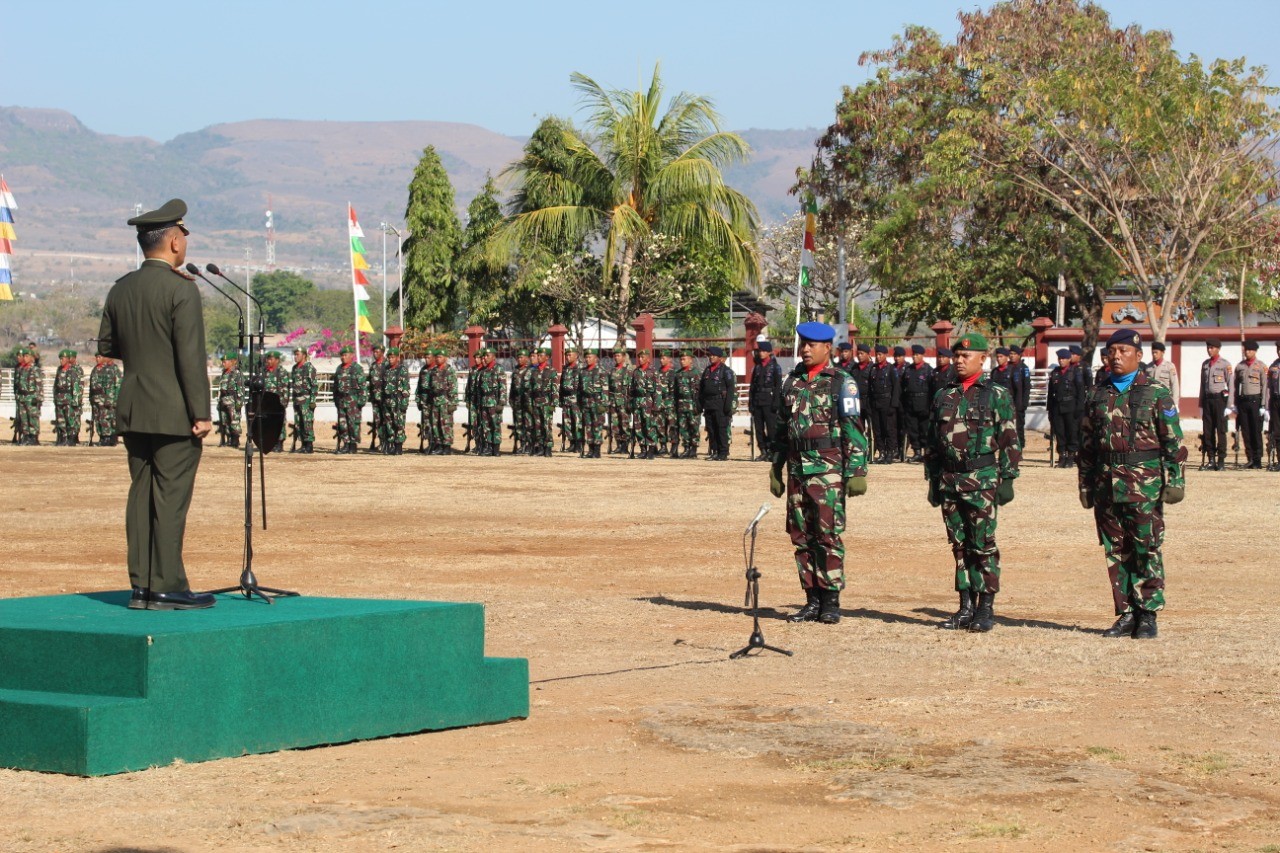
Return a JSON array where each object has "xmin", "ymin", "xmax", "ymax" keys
[
  {"xmin": 206, "ymin": 263, "xmax": 264, "ymax": 314},
  {"xmin": 187, "ymin": 263, "xmax": 245, "ymax": 347},
  {"xmin": 745, "ymin": 502, "xmax": 771, "ymax": 534}
]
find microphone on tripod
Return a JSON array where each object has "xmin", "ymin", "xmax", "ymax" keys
[
  {"xmin": 744, "ymin": 502, "xmax": 771, "ymax": 534},
  {"xmin": 186, "ymin": 263, "xmax": 244, "ymax": 330}
]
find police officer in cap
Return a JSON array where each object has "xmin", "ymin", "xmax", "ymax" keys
[
  {"xmin": 1234, "ymin": 339, "xmax": 1267, "ymax": 469},
  {"xmin": 769, "ymin": 322, "xmax": 869, "ymax": 624},
  {"xmin": 699, "ymin": 346, "xmax": 736, "ymax": 460},
  {"xmin": 98, "ymin": 199, "xmax": 215, "ymax": 611},
  {"xmin": 1047, "ymin": 347, "xmax": 1085, "ymax": 467},
  {"xmin": 901, "ymin": 344, "xmax": 934, "ymax": 462},
  {"xmin": 748, "ymin": 340, "xmax": 783, "ymax": 461}
]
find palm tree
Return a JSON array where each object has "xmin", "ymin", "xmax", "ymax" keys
[{"xmin": 497, "ymin": 65, "xmax": 760, "ymax": 333}]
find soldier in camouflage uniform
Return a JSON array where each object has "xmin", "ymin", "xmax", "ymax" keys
[
  {"xmin": 380, "ymin": 347, "xmax": 410, "ymax": 454},
  {"xmin": 261, "ymin": 350, "xmax": 289, "ymax": 452},
  {"xmin": 1079, "ymin": 328, "xmax": 1186, "ymax": 639},
  {"xmin": 671, "ymin": 350, "xmax": 701, "ymax": 458},
  {"xmin": 89, "ymin": 353, "xmax": 122, "ymax": 446},
  {"xmin": 415, "ymin": 349, "xmax": 436, "ymax": 453},
  {"xmin": 924, "ymin": 332, "xmax": 1021, "ymax": 633},
  {"xmin": 476, "ymin": 347, "xmax": 506, "ymax": 456},
  {"xmin": 509, "ymin": 349, "xmax": 532, "ymax": 454},
  {"xmin": 463, "ymin": 349, "xmax": 481, "ymax": 453},
  {"xmin": 559, "ymin": 347, "xmax": 582, "ymax": 452},
  {"xmin": 332, "ymin": 345, "xmax": 367, "ymax": 454},
  {"xmin": 655, "ymin": 348, "xmax": 675, "ymax": 455},
  {"xmin": 608, "ymin": 347, "xmax": 636, "ymax": 453},
  {"xmin": 433, "ymin": 349, "xmax": 458, "ymax": 454},
  {"xmin": 530, "ymin": 347, "xmax": 558, "ymax": 457},
  {"xmin": 577, "ymin": 349, "xmax": 608, "ymax": 458},
  {"xmin": 53, "ymin": 349, "xmax": 86, "ymax": 445},
  {"xmin": 290, "ymin": 346, "xmax": 318, "ymax": 453},
  {"xmin": 12, "ymin": 346, "xmax": 44, "ymax": 445},
  {"xmin": 628, "ymin": 349, "xmax": 660, "ymax": 459},
  {"xmin": 216, "ymin": 353, "xmax": 246, "ymax": 448},
  {"xmin": 366, "ymin": 343, "xmax": 388, "ymax": 452},
  {"xmin": 768, "ymin": 322, "xmax": 869, "ymax": 625}
]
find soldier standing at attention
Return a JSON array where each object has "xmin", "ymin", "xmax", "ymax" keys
[
  {"xmin": 924, "ymin": 332, "xmax": 1021, "ymax": 633},
  {"xmin": 530, "ymin": 347, "xmax": 558, "ymax": 457},
  {"xmin": 262, "ymin": 350, "xmax": 288, "ymax": 452},
  {"xmin": 381, "ymin": 347, "xmax": 410, "ymax": 454},
  {"xmin": 366, "ymin": 343, "xmax": 388, "ymax": 452},
  {"xmin": 1269, "ymin": 341, "xmax": 1280, "ymax": 471},
  {"xmin": 1008, "ymin": 345, "xmax": 1032, "ymax": 449},
  {"xmin": 901, "ymin": 344, "xmax": 934, "ymax": 463},
  {"xmin": 509, "ymin": 349, "xmax": 532, "ymax": 454},
  {"xmin": 12, "ymin": 345, "xmax": 43, "ymax": 445},
  {"xmin": 608, "ymin": 347, "xmax": 636, "ymax": 454},
  {"xmin": 1094, "ymin": 346, "xmax": 1113, "ymax": 388},
  {"xmin": 1199, "ymin": 338, "xmax": 1234, "ymax": 471},
  {"xmin": 629, "ymin": 349, "xmax": 660, "ymax": 459},
  {"xmin": 1078, "ymin": 329, "xmax": 1186, "ymax": 639},
  {"xmin": 1144, "ymin": 342, "xmax": 1180, "ymax": 405},
  {"xmin": 748, "ymin": 341, "xmax": 783, "ymax": 461},
  {"xmin": 463, "ymin": 348, "xmax": 482, "ymax": 454},
  {"xmin": 1069, "ymin": 344, "xmax": 1089, "ymax": 389},
  {"xmin": 332, "ymin": 345, "xmax": 367, "ymax": 454},
  {"xmin": 655, "ymin": 348, "xmax": 675, "ymax": 456},
  {"xmin": 290, "ymin": 346, "xmax": 317, "ymax": 454},
  {"xmin": 478, "ymin": 348, "xmax": 506, "ymax": 456},
  {"xmin": 435, "ymin": 349, "xmax": 459, "ymax": 454},
  {"xmin": 671, "ymin": 350, "xmax": 700, "ymax": 458},
  {"xmin": 557, "ymin": 346, "xmax": 580, "ymax": 453},
  {"xmin": 931, "ymin": 348, "xmax": 957, "ymax": 398},
  {"xmin": 53, "ymin": 349, "xmax": 85, "ymax": 445},
  {"xmin": 577, "ymin": 349, "xmax": 608, "ymax": 458},
  {"xmin": 768, "ymin": 322, "xmax": 869, "ymax": 625},
  {"xmin": 415, "ymin": 349, "xmax": 436, "ymax": 453},
  {"xmin": 89, "ymin": 353, "xmax": 122, "ymax": 446},
  {"xmin": 850, "ymin": 344, "xmax": 875, "ymax": 442},
  {"xmin": 699, "ymin": 346, "xmax": 736, "ymax": 461},
  {"xmin": 97, "ymin": 198, "xmax": 215, "ymax": 611},
  {"xmin": 1234, "ymin": 340, "xmax": 1267, "ymax": 469},
  {"xmin": 868, "ymin": 345, "xmax": 900, "ymax": 464},
  {"xmin": 216, "ymin": 353, "xmax": 246, "ymax": 448},
  {"xmin": 1047, "ymin": 348, "xmax": 1085, "ymax": 468}
]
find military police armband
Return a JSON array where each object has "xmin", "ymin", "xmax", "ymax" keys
[{"xmin": 837, "ymin": 377, "xmax": 861, "ymax": 420}]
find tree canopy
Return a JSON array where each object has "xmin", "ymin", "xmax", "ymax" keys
[{"xmin": 402, "ymin": 146, "xmax": 462, "ymax": 330}]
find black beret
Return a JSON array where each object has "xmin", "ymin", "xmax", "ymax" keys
[
  {"xmin": 874, "ymin": 344, "xmax": 888, "ymax": 354},
  {"xmin": 911, "ymin": 344, "xmax": 925, "ymax": 355},
  {"xmin": 937, "ymin": 347, "xmax": 953, "ymax": 357},
  {"xmin": 1056, "ymin": 348, "xmax": 1072, "ymax": 359},
  {"xmin": 756, "ymin": 341, "xmax": 773, "ymax": 352},
  {"xmin": 1106, "ymin": 328, "xmax": 1141, "ymax": 349},
  {"xmin": 707, "ymin": 346, "xmax": 725, "ymax": 357},
  {"xmin": 856, "ymin": 343, "xmax": 870, "ymax": 353},
  {"xmin": 1244, "ymin": 339, "xmax": 1260, "ymax": 350},
  {"xmin": 1151, "ymin": 341, "xmax": 1166, "ymax": 351},
  {"xmin": 995, "ymin": 347, "xmax": 1010, "ymax": 356},
  {"xmin": 892, "ymin": 346, "xmax": 906, "ymax": 356},
  {"xmin": 1069, "ymin": 345, "xmax": 1083, "ymax": 355},
  {"xmin": 1009, "ymin": 344, "xmax": 1023, "ymax": 354},
  {"xmin": 127, "ymin": 198, "xmax": 189, "ymax": 234},
  {"xmin": 1206, "ymin": 338, "xmax": 1222, "ymax": 348},
  {"xmin": 836, "ymin": 342, "xmax": 851, "ymax": 351}
]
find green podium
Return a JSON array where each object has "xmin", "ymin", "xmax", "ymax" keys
[{"xmin": 0, "ymin": 592, "xmax": 528, "ymax": 775}]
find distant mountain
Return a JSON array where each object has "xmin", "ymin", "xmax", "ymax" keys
[{"xmin": 0, "ymin": 106, "xmax": 819, "ymax": 267}]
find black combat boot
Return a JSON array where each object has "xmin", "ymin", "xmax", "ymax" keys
[
  {"xmin": 818, "ymin": 587, "xmax": 842, "ymax": 624},
  {"xmin": 591, "ymin": 444, "xmax": 602, "ymax": 458},
  {"xmin": 788, "ymin": 587, "xmax": 821, "ymax": 623},
  {"xmin": 968, "ymin": 592, "xmax": 996, "ymax": 632},
  {"xmin": 303, "ymin": 441, "xmax": 313, "ymax": 454},
  {"xmin": 939, "ymin": 589, "xmax": 975, "ymax": 630},
  {"xmin": 1101, "ymin": 611, "xmax": 1137, "ymax": 637},
  {"xmin": 1132, "ymin": 609, "xmax": 1158, "ymax": 639},
  {"xmin": 229, "ymin": 435, "xmax": 240, "ymax": 449},
  {"xmin": 670, "ymin": 446, "xmax": 681, "ymax": 459}
]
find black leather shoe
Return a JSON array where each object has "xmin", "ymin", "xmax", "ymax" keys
[
  {"xmin": 940, "ymin": 589, "xmax": 974, "ymax": 630},
  {"xmin": 1101, "ymin": 612, "xmax": 1137, "ymax": 637},
  {"xmin": 789, "ymin": 587, "xmax": 821, "ymax": 623},
  {"xmin": 1132, "ymin": 609, "xmax": 1158, "ymax": 639},
  {"xmin": 818, "ymin": 588, "xmax": 842, "ymax": 624},
  {"xmin": 968, "ymin": 592, "xmax": 996, "ymax": 632},
  {"xmin": 147, "ymin": 590, "xmax": 217, "ymax": 611},
  {"xmin": 128, "ymin": 587, "xmax": 150, "ymax": 610}
]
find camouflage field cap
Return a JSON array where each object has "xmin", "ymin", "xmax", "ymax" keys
[{"xmin": 952, "ymin": 332, "xmax": 990, "ymax": 353}]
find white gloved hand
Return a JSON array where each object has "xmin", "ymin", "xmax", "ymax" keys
[{"xmin": 1225, "ymin": 407, "xmax": 1235, "ymax": 416}]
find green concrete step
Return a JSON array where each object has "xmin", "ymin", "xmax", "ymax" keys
[{"xmin": 0, "ymin": 592, "xmax": 528, "ymax": 775}]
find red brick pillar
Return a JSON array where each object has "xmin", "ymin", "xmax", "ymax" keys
[
  {"xmin": 932, "ymin": 320, "xmax": 954, "ymax": 354},
  {"xmin": 548, "ymin": 324, "xmax": 568, "ymax": 371},
  {"xmin": 847, "ymin": 324, "xmax": 860, "ymax": 350},
  {"xmin": 384, "ymin": 325, "xmax": 404, "ymax": 351},
  {"xmin": 1031, "ymin": 317, "xmax": 1054, "ymax": 368},
  {"xmin": 464, "ymin": 325, "xmax": 486, "ymax": 368},
  {"xmin": 632, "ymin": 313, "xmax": 654, "ymax": 354},
  {"xmin": 743, "ymin": 312, "xmax": 767, "ymax": 386}
]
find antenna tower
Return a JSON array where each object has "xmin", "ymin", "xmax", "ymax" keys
[{"xmin": 264, "ymin": 194, "xmax": 276, "ymax": 269}]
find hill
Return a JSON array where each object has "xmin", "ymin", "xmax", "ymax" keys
[{"xmin": 0, "ymin": 106, "xmax": 819, "ymax": 269}]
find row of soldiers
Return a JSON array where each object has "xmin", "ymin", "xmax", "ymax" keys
[{"xmin": 6, "ymin": 346, "xmax": 122, "ymax": 446}]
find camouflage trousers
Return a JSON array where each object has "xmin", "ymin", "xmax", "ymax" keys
[
  {"xmin": 91, "ymin": 401, "xmax": 117, "ymax": 441},
  {"xmin": 432, "ymin": 401, "xmax": 454, "ymax": 448},
  {"xmin": 632, "ymin": 407, "xmax": 658, "ymax": 451},
  {"xmin": 380, "ymin": 403, "xmax": 407, "ymax": 446},
  {"xmin": 786, "ymin": 470, "xmax": 847, "ymax": 591},
  {"xmin": 939, "ymin": 487, "xmax": 1001, "ymax": 593},
  {"xmin": 368, "ymin": 402, "xmax": 384, "ymax": 447},
  {"xmin": 530, "ymin": 404, "xmax": 554, "ymax": 451},
  {"xmin": 1093, "ymin": 498, "xmax": 1165, "ymax": 614},
  {"xmin": 14, "ymin": 398, "xmax": 40, "ymax": 441},
  {"xmin": 561, "ymin": 404, "xmax": 581, "ymax": 445},
  {"xmin": 609, "ymin": 404, "xmax": 631, "ymax": 447},
  {"xmin": 673, "ymin": 408, "xmax": 700, "ymax": 453},
  {"xmin": 478, "ymin": 407, "xmax": 502, "ymax": 450},
  {"xmin": 292, "ymin": 400, "xmax": 315, "ymax": 443},
  {"xmin": 55, "ymin": 402, "xmax": 83, "ymax": 441},
  {"xmin": 513, "ymin": 402, "xmax": 532, "ymax": 447},
  {"xmin": 580, "ymin": 401, "xmax": 605, "ymax": 447},
  {"xmin": 334, "ymin": 397, "xmax": 362, "ymax": 446},
  {"xmin": 655, "ymin": 407, "xmax": 673, "ymax": 449},
  {"xmin": 217, "ymin": 399, "xmax": 241, "ymax": 439}
]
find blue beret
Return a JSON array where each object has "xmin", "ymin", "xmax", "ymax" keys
[
  {"xmin": 937, "ymin": 347, "xmax": 953, "ymax": 357},
  {"xmin": 707, "ymin": 346, "xmax": 725, "ymax": 357},
  {"xmin": 874, "ymin": 344, "xmax": 888, "ymax": 354},
  {"xmin": 1106, "ymin": 328, "xmax": 1141, "ymax": 349},
  {"xmin": 995, "ymin": 347, "xmax": 1010, "ymax": 356},
  {"xmin": 856, "ymin": 343, "xmax": 870, "ymax": 353},
  {"xmin": 756, "ymin": 341, "xmax": 773, "ymax": 352},
  {"xmin": 1069, "ymin": 344, "xmax": 1083, "ymax": 355},
  {"xmin": 836, "ymin": 342, "xmax": 851, "ymax": 351},
  {"xmin": 796, "ymin": 321, "xmax": 835, "ymax": 343},
  {"xmin": 1056, "ymin": 348, "xmax": 1072, "ymax": 359},
  {"xmin": 910, "ymin": 344, "xmax": 925, "ymax": 355}
]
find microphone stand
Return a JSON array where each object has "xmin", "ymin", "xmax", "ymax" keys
[
  {"xmin": 730, "ymin": 507, "xmax": 792, "ymax": 660},
  {"xmin": 198, "ymin": 263, "xmax": 299, "ymax": 604}
]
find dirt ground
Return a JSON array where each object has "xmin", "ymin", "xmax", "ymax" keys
[{"xmin": 1, "ymin": 428, "xmax": 1278, "ymax": 852}]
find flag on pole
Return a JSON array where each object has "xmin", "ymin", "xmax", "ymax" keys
[
  {"xmin": 348, "ymin": 204, "xmax": 375, "ymax": 346},
  {"xmin": 0, "ymin": 175, "xmax": 16, "ymax": 300},
  {"xmin": 791, "ymin": 198, "xmax": 817, "ymax": 348}
]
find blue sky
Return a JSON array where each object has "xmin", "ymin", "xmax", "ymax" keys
[{"xmin": 4, "ymin": 0, "xmax": 1277, "ymax": 141}]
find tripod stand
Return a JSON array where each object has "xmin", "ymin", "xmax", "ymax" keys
[{"xmin": 730, "ymin": 503, "xmax": 792, "ymax": 660}]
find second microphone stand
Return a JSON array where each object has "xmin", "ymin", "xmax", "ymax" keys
[{"xmin": 730, "ymin": 509, "xmax": 791, "ymax": 660}]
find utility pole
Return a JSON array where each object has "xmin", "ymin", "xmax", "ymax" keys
[{"xmin": 133, "ymin": 203, "xmax": 143, "ymax": 269}]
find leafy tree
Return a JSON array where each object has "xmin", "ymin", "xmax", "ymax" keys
[
  {"xmin": 496, "ymin": 66, "xmax": 760, "ymax": 333},
  {"xmin": 251, "ymin": 270, "xmax": 316, "ymax": 332},
  {"xmin": 288, "ymin": 288, "xmax": 359, "ymax": 337},
  {"xmin": 202, "ymin": 298, "xmax": 242, "ymax": 355},
  {"xmin": 402, "ymin": 145, "xmax": 463, "ymax": 330},
  {"xmin": 757, "ymin": 211, "xmax": 872, "ymax": 324}
]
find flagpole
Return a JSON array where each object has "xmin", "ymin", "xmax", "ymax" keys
[{"xmin": 349, "ymin": 202, "xmax": 360, "ymax": 363}]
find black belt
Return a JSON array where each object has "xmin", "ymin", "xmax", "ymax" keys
[
  {"xmin": 943, "ymin": 452, "xmax": 996, "ymax": 473},
  {"xmin": 1104, "ymin": 450, "xmax": 1160, "ymax": 464},
  {"xmin": 793, "ymin": 436, "xmax": 839, "ymax": 452},
  {"xmin": 1239, "ymin": 394, "xmax": 1261, "ymax": 401}
]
